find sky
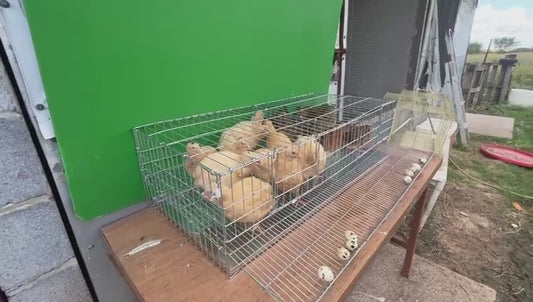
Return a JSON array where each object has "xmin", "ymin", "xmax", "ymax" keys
[{"xmin": 470, "ymin": 0, "xmax": 533, "ymax": 48}]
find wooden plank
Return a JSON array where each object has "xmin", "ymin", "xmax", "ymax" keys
[
  {"xmin": 485, "ymin": 64, "xmax": 499, "ymax": 102},
  {"xmin": 499, "ymin": 65, "xmax": 513, "ymax": 103},
  {"xmin": 102, "ymin": 209, "xmax": 274, "ymax": 302},
  {"xmin": 400, "ymin": 188, "xmax": 427, "ymax": 277},
  {"xmin": 390, "ymin": 235, "xmax": 408, "ymax": 247},
  {"xmin": 321, "ymin": 155, "xmax": 442, "ymax": 302},
  {"xmin": 461, "ymin": 63, "xmax": 475, "ymax": 93},
  {"xmin": 478, "ymin": 64, "xmax": 492, "ymax": 101},
  {"xmin": 102, "ymin": 154, "xmax": 442, "ymax": 302},
  {"xmin": 471, "ymin": 67, "xmax": 487, "ymax": 106}
]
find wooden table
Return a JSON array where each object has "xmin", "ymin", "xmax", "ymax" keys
[{"xmin": 102, "ymin": 155, "xmax": 441, "ymax": 302}]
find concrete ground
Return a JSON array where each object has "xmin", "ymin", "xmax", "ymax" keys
[{"xmin": 346, "ymin": 243, "xmax": 496, "ymax": 302}]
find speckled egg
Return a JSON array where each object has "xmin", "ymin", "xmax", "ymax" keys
[
  {"xmin": 345, "ymin": 230, "xmax": 355, "ymax": 239},
  {"xmin": 337, "ymin": 247, "xmax": 351, "ymax": 260},
  {"xmin": 317, "ymin": 266, "xmax": 335, "ymax": 282},
  {"xmin": 345, "ymin": 238, "xmax": 359, "ymax": 251},
  {"xmin": 404, "ymin": 169, "xmax": 415, "ymax": 177},
  {"xmin": 346, "ymin": 234, "xmax": 358, "ymax": 243}
]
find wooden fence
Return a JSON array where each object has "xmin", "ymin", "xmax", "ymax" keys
[{"xmin": 462, "ymin": 54, "xmax": 517, "ymax": 107}]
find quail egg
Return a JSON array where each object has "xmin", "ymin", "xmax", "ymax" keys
[
  {"xmin": 403, "ymin": 175, "xmax": 412, "ymax": 184},
  {"xmin": 345, "ymin": 238, "xmax": 359, "ymax": 251},
  {"xmin": 345, "ymin": 230, "xmax": 355, "ymax": 239},
  {"xmin": 317, "ymin": 266, "xmax": 335, "ymax": 282},
  {"xmin": 404, "ymin": 169, "xmax": 415, "ymax": 177},
  {"xmin": 346, "ymin": 234, "xmax": 358, "ymax": 243},
  {"xmin": 337, "ymin": 247, "xmax": 351, "ymax": 260},
  {"xmin": 411, "ymin": 163, "xmax": 421, "ymax": 172}
]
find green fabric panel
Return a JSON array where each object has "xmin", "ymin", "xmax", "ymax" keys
[{"xmin": 24, "ymin": 0, "xmax": 342, "ymax": 219}]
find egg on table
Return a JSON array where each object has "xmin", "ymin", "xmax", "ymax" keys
[
  {"xmin": 411, "ymin": 163, "xmax": 421, "ymax": 172},
  {"xmin": 317, "ymin": 266, "xmax": 335, "ymax": 282},
  {"xmin": 345, "ymin": 238, "xmax": 359, "ymax": 251},
  {"xmin": 404, "ymin": 169, "xmax": 414, "ymax": 177},
  {"xmin": 337, "ymin": 247, "xmax": 351, "ymax": 260},
  {"xmin": 345, "ymin": 230, "xmax": 355, "ymax": 239},
  {"xmin": 346, "ymin": 234, "xmax": 358, "ymax": 243}
]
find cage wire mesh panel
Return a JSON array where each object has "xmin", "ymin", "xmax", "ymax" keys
[
  {"xmin": 134, "ymin": 93, "xmax": 404, "ymax": 300},
  {"xmin": 387, "ymin": 90, "xmax": 456, "ymax": 153},
  {"xmin": 244, "ymin": 145, "xmax": 433, "ymax": 302}
]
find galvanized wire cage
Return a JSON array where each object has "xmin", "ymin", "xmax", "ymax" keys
[
  {"xmin": 133, "ymin": 93, "xmax": 396, "ymax": 279},
  {"xmin": 386, "ymin": 90, "xmax": 456, "ymax": 153}
]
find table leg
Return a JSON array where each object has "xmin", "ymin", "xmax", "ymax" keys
[{"xmin": 400, "ymin": 187, "xmax": 428, "ymax": 278}]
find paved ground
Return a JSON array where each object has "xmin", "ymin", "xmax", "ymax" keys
[{"xmin": 346, "ymin": 243, "xmax": 496, "ymax": 302}]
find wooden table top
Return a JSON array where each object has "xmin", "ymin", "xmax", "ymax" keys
[{"xmin": 102, "ymin": 154, "xmax": 441, "ymax": 302}]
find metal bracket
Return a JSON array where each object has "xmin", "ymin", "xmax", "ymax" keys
[{"xmin": 0, "ymin": 0, "xmax": 55, "ymax": 139}]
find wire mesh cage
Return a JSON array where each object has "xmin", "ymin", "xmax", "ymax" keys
[
  {"xmin": 386, "ymin": 90, "xmax": 456, "ymax": 153},
  {"xmin": 244, "ymin": 144, "xmax": 433, "ymax": 302},
  {"xmin": 133, "ymin": 93, "xmax": 396, "ymax": 279}
]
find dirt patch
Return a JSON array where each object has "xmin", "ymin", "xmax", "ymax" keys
[{"xmin": 416, "ymin": 182, "xmax": 533, "ymax": 302}]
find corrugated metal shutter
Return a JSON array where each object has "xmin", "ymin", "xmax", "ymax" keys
[{"xmin": 344, "ymin": 0, "xmax": 428, "ymax": 98}]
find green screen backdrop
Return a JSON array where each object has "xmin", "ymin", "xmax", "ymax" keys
[{"xmin": 24, "ymin": 0, "xmax": 342, "ymax": 219}]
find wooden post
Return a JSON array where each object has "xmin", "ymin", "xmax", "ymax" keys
[
  {"xmin": 482, "ymin": 39, "xmax": 493, "ymax": 64},
  {"xmin": 401, "ymin": 188, "xmax": 428, "ymax": 278},
  {"xmin": 462, "ymin": 64, "xmax": 487, "ymax": 107},
  {"xmin": 497, "ymin": 65, "xmax": 512, "ymax": 103},
  {"xmin": 485, "ymin": 64, "xmax": 499, "ymax": 102},
  {"xmin": 498, "ymin": 54, "xmax": 517, "ymax": 103},
  {"xmin": 471, "ymin": 65, "xmax": 487, "ymax": 106},
  {"xmin": 478, "ymin": 63, "xmax": 491, "ymax": 102},
  {"xmin": 493, "ymin": 65, "xmax": 505, "ymax": 102}
]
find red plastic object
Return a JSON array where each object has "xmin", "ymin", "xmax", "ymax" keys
[{"xmin": 479, "ymin": 144, "xmax": 533, "ymax": 168}]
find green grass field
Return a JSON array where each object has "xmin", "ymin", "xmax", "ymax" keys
[
  {"xmin": 466, "ymin": 52, "xmax": 533, "ymax": 89},
  {"xmin": 449, "ymin": 104, "xmax": 533, "ymax": 206},
  {"xmin": 466, "ymin": 51, "xmax": 533, "ymax": 64}
]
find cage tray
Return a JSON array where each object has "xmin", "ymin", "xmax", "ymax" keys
[{"xmin": 243, "ymin": 145, "xmax": 432, "ymax": 302}]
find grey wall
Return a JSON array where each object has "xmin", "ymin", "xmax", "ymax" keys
[
  {"xmin": 38, "ymin": 136, "xmax": 148, "ymax": 302},
  {"xmin": 0, "ymin": 61, "xmax": 91, "ymax": 301},
  {"xmin": 344, "ymin": 0, "xmax": 428, "ymax": 98},
  {"xmin": 1, "ymin": 45, "xmax": 149, "ymax": 301}
]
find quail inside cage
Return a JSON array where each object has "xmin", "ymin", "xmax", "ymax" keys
[{"xmin": 133, "ymin": 93, "xmax": 396, "ymax": 279}]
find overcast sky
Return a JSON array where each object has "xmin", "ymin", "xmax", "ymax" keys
[{"xmin": 470, "ymin": 0, "xmax": 533, "ymax": 48}]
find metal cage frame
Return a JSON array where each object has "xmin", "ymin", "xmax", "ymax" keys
[{"xmin": 133, "ymin": 93, "xmax": 396, "ymax": 279}]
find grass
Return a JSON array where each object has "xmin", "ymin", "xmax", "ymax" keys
[
  {"xmin": 447, "ymin": 104, "xmax": 533, "ymax": 206},
  {"xmin": 472, "ymin": 104, "xmax": 533, "ymax": 151},
  {"xmin": 466, "ymin": 51, "xmax": 533, "ymax": 64},
  {"xmin": 466, "ymin": 52, "xmax": 533, "ymax": 89}
]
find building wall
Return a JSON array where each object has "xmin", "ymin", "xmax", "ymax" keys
[{"xmin": 0, "ymin": 60, "xmax": 91, "ymax": 301}]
